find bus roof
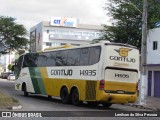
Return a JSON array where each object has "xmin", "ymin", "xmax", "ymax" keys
[
  {"xmin": 44, "ymin": 44, "xmax": 74, "ymax": 51},
  {"xmin": 26, "ymin": 42, "xmax": 138, "ymax": 55},
  {"xmin": 105, "ymin": 43, "xmax": 138, "ymax": 49}
]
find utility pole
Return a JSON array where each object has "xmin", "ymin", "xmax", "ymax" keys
[{"xmin": 139, "ymin": 0, "xmax": 148, "ymax": 105}]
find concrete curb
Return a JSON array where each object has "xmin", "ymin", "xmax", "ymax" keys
[{"xmin": 126, "ymin": 103, "xmax": 158, "ymax": 111}]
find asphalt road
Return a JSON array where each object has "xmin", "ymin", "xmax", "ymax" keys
[{"xmin": 0, "ymin": 78, "xmax": 159, "ymax": 120}]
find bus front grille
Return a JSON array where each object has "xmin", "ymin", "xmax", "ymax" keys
[{"xmin": 85, "ymin": 81, "xmax": 96, "ymax": 100}]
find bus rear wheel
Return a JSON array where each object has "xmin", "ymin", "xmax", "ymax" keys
[
  {"xmin": 71, "ymin": 88, "xmax": 82, "ymax": 106},
  {"xmin": 87, "ymin": 102, "xmax": 98, "ymax": 106},
  {"xmin": 60, "ymin": 87, "xmax": 70, "ymax": 104},
  {"xmin": 102, "ymin": 103, "xmax": 112, "ymax": 108}
]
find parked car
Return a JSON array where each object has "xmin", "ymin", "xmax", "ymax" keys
[
  {"xmin": 1, "ymin": 72, "xmax": 7, "ymax": 79},
  {"xmin": 7, "ymin": 74, "xmax": 15, "ymax": 80},
  {"xmin": 1, "ymin": 72, "xmax": 13, "ymax": 79}
]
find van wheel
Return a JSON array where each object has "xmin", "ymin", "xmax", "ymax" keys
[
  {"xmin": 23, "ymin": 84, "xmax": 28, "ymax": 97},
  {"xmin": 60, "ymin": 87, "xmax": 70, "ymax": 104},
  {"xmin": 71, "ymin": 88, "xmax": 81, "ymax": 106}
]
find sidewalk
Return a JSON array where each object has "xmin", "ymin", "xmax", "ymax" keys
[
  {"xmin": 128, "ymin": 97, "xmax": 160, "ymax": 111},
  {"xmin": 143, "ymin": 97, "xmax": 160, "ymax": 111},
  {"xmin": 0, "ymin": 78, "xmax": 15, "ymax": 82}
]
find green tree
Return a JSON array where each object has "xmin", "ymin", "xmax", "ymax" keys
[
  {"xmin": 0, "ymin": 16, "xmax": 29, "ymax": 54},
  {"xmin": 7, "ymin": 64, "xmax": 13, "ymax": 71},
  {"xmin": 100, "ymin": 0, "xmax": 160, "ymax": 49}
]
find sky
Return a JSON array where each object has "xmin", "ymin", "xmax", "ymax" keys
[{"xmin": 0, "ymin": 0, "xmax": 109, "ymax": 31}]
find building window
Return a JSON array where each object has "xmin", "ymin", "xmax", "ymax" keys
[
  {"xmin": 70, "ymin": 31, "xmax": 82, "ymax": 36},
  {"xmin": 71, "ymin": 44, "xmax": 80, "ymax": 46},
  {"xmin": 82, "ymin": 32, "xmax": 95, "ymax": 37},
  {"xmin": 96, "ymin": 32, "xmax": 101, "ymax": 37},
  {"xmin": 153, "ymin": 41, "xmax": 158, "ymax": 50},
  {"xmin": 46, "ymin": 42, "xmax": 52, "ymax": 46},
  {"xmin": 61, "ymin": 43, "xmax": 67, "ymax": 46},
  {"xmin": 61, "ymin": 31, "xmax": 69, "ymax": 35}
]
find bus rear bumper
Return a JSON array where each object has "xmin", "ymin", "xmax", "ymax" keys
[{"xmin": 98, "ymin": 93, "xmax": 137, "ymax": 104}]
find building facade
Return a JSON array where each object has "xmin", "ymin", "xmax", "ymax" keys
[
  {"xmin": 30, "ymin": 17, "xmax": 102, "ymax": 52},
  {"xmin": 147, "ymin": 28, "xmax": 160, "ymax": 97}
]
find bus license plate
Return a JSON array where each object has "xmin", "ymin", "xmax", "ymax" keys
[{"xmin": 117, "ymin": 90, "xmax": 125, "ymax": 94}]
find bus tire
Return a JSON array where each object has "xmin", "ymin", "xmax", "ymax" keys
[
  {"xmin": 71, "ymin": 88, "xmax": 81, "ymax": 106},
  {"xmin": 23, "ymin": 84, "xmax": 28, "ymax": 97},
  {"xmin": 87, "ymin": 102, "xmax": 98, "ymax": 106},
  {"xmin": 48, "ymin": 95, "xmax": 52, "ymax": 99},
  {"xmin": 102, "ymin": 103, "xmax": 112, "ymax": 108},
  {"xmin": 60, "ymin": 87, "xmax": 70, "ymax": 104}
]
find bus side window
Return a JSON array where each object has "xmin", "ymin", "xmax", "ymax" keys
[
  {"xmin": 45, "ymin": 52, "xmax": 56, "ymax": 66},
  {"xmin": 17, "ymin": 55, "xmax": 24, "ymax": 69},
  {"xmin": 23, "ymin": 53, "xmax": 38, "ymax": 67},
  {"xmin": 37, "ymin": 53, "xmax": 47, "ymax": 67},
  {"xmin": 23, "ymin": 55, "xmax": 28, "ymax": 67},
  {"xmin": 89, "ymin": 46, "xmax": 101, "ymax": 65},
  {"xmin": 30, "ymin": 53, "xmax": 38, "ymax": 67},
  {"xmin": 67, "ymin": 49, "xmax": 80, "ymax": 66},
  {"xmin": 80, "ymin": 48, "xmax": 89, "ymax": 65},
  {"xmin": 55, "ymin": 50, "xmax": 68, "ymax": 66}
]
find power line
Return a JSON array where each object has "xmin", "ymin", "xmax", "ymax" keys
[{"xmin": 128, "ymin": 0, "xmax": 143, "ymax": 14}]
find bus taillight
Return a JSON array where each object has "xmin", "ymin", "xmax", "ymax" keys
[{"xmin": 99, "ymin": 80, "xmax": 105, "ymax": 90}]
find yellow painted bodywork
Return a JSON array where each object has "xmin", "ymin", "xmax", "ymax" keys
[
  {"xmin": 40, "ymin": 67, "xmax": 87, "ymax": 100},
  {"xmin": 39, "ymin": 67, "xmax": 137, "ymax": 104},
  {"xmin": 96, "ymin": 91, "xmax": 137, "ymax": 104},
  {"xmin": 96, "ymin": 81, "xmax": 137, "ymax": 104},
  {"xmin": 105, "ymin": 81, "xmax": 137, "ymax": 92}
]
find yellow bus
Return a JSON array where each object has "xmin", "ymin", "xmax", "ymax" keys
[{"xmin": 15, "ymin": 42, "xmax": 139, "ymax": 107}]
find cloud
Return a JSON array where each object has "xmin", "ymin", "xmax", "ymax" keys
[{"xmin": 0, "ymin": 0, "xmax": 109, "ymax": 31}]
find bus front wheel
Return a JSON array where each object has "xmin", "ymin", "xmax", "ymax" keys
[
  {"xmin": 71, "ymin": 88, "xmax": 82, "ymax": 106},
  {"xmin": 23, "ymin": 84, "xmax": 28, "ymax": 97},
  {"xmin": 60, "ymin": 87, "xmax": 70, "ymax": 104}
]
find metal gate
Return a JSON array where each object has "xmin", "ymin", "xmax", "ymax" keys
[
  {"xmin": 154, "ymin": 71, "xmax": 160, "ymax": 97},
  {"xmin": 148, "ymin": 71, "xmax": 152, "ymax": 96}
]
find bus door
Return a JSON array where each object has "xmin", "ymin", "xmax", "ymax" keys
[{"xmin": 103, "ymin": 45, "xmax": 139, "ymax": 95}]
